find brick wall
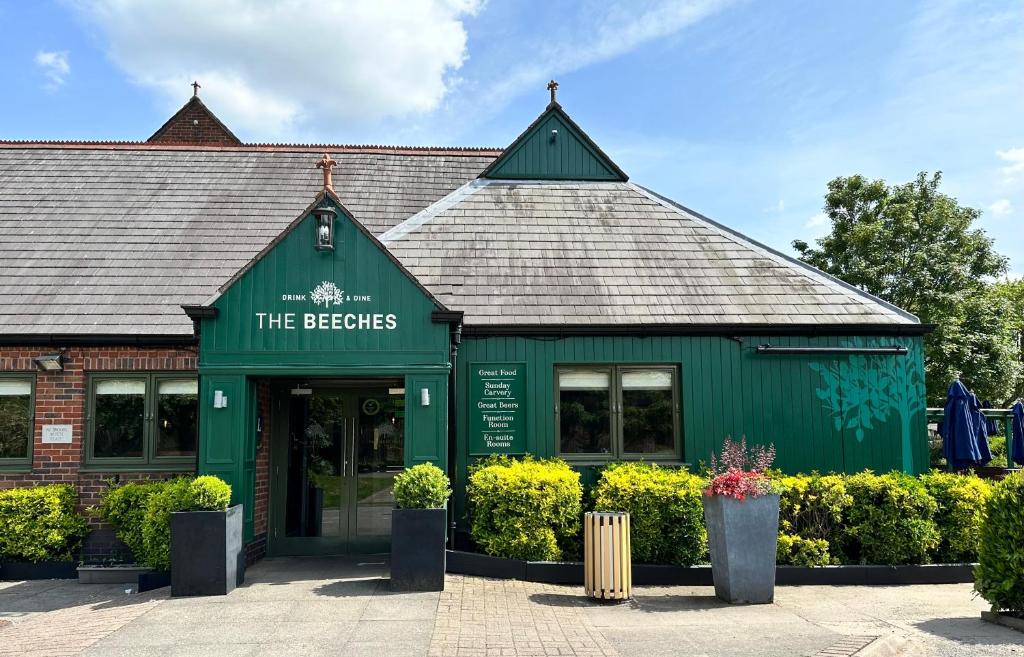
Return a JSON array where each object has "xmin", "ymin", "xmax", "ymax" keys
[
  {"xmin": 147, "ymin": 98, "xmax": 241, "ymax": 145},
  {"xmin": 249, "ymin": 380, "xmax": 272, "ymax": 562},
  {"xmin": 0, "ymin": 345, "xmax": 199, "ymax": 561}
]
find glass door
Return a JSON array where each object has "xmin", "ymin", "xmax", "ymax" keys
[{"xmin": 270, "ymin": 384, "xmax": 406, "ymax": 556}]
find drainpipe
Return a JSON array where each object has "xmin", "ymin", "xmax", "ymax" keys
[{"xmin": 447, "ymin": 321, "xmax": 462, "ymax": 548}]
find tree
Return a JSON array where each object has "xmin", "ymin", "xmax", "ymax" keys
[{"xmin": 793, "ymin": 172, "xmax": 1017, "ymax": 404}]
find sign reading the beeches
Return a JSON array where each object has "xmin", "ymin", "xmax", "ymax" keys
[{"xmin": 469, "ymin": 363, "xmax": 526, "ymax": 455}]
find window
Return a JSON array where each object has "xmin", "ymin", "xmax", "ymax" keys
[
  {"xmin": 0, "ymin": 375, "xmax": 34, "ymax": 469},
  {"xmin": 87, "ymin": 374, "xmax": 197, "ymax": 468},
  {"xmin": 556, "ymin": 365, "xmax": 680, "ymax": 460}
]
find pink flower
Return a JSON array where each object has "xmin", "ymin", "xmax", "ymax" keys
[{"xmin": 704, "ymin": 436, "xmax": 776, "ymax": 500}]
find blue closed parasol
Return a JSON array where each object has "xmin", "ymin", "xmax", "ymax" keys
[
  {"xmin": 1012, "ymin": 401, "xmax": 1024, "ymax": 467},
  {"xmin": 969, "ymin": 392, "xmax": 992, "ymax": 467},
  {"xmin": 941, "ymin": 380, "xmax": 982, "ymax": 470}
]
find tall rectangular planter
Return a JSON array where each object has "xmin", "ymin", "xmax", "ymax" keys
[
  {"xmin": 703, "ymin": 494, "xmax": 779, "ymax": 604},
  {"xmin": 391, "ymin": 508, "xmax": 446, "ymax": 591},
  {"xmin": 170, "ymin": 504, "xmax": 244, "ymax": 597}
]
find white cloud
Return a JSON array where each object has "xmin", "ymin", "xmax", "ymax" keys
[
  {"xmin": 69, "ymin": 0, "xmax": 482, "ymax": 137},
  {"xmin": 988, "ymin": 198, "xmax": 1013, "ymax": 216},
  {"xmin": 805, "ymin": 213, "xmax": 828, "ymax": 228},
  {"xmin": 34, "ymin": 51, "xmax": 70, "ymax": 91},
  {"xmin": 997, "ymin": 147, "xmax": 1024, "ymax": 179}
]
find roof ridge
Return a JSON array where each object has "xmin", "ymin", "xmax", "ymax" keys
[
  {"xmin": 380, "ymin": 179, "xmax": 489, "ymax": 244},
  {"xmin": 0, "ymin": 141, "xmax": 504, "ymax": 155},
  {"xmin": 629, "ymin": 183, "xmax": 920, "ymax": 324}
]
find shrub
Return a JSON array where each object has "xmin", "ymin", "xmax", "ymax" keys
[
  {"xmin": 776, "ymin": 473, "xmax": 852, "ymax": 565},
  {"xmin": 393, "ymin": 463, "xmax": 452, "ymax": 509},
  {"xmin": 97, "ymin": 480, "xmax": 165, "ymax": 562},
  {"xmin": 777, "ymin": 534, "xmax": 831, "ymax": 567},
  {"xmin": 975, "ymin": 473, "xmax": 1024, "ymax": 611},
  {"xmin": 0, "ymin": 484, "xmax": 88, "ymax": 562},
  {"xmin": 592, "ymin": 462, "xmax": 706, "ymax": 566},
  {"xmin": 188, "ymin": 475, "xmax": 232, "ymax": 511},
  {"xmin": 467, "ymin": 455, "xmax": 582, "ymax": 561},
  {"xmin": 141, "ymin": 478, "xmax": 193, "ymax": 571},
  {"xmin": 705, "ymin": 436, "xmax": 776, "ymax": 500},
  {"xmin": 842, "ymin": 472, "xmax": 939, "ymax": 565},
  {"xmin": 920, "ymin": 471, "xmax": 992, "ymax": 563}
]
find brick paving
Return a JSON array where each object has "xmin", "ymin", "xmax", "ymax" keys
[{"xmin": 431, "ymin": 575, "xmax": 618, "ymax": 657}]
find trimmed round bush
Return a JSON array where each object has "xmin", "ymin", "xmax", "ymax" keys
[
  {"xmin": 776, "ymin": 473, "xmax": 852, "ymax": 565},
  {"xmin": 0, "ymin": 484, "xmax": 88, "ymax": 562},
  {"xmin": 842, "ymin": 471, "xmax": 939, "ymax": 565},
  {"xmin": 975, "ymin": 473, "xmax": 1024, "ymax": 611},
  {"xmin": 920, "ymin": 471, "xmax": 992, "ymax": 563},
  {"xmin": 393, "ymin": 463, "xmax": 452, "ymax": 509},
  {"xmin": 467, "ymin": 455, "xmax": 582, "ymax": 561},
  {"xmin": 188, "ymin": 475, "xmax": 232, "ymax": 511},
  {"xmin": 592, "ymin": 462, "xmax": 705, "ymax": 566}
]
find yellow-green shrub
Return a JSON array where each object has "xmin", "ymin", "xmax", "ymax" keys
[
  {"xmin": 775, "ymin": 473, "xmax": 851, "ymax": 565},
  {"xmin": 467, "ymin": 456, "xmax": 582, "ymax": 561},
  {"xmin": 0, "ymin": 484, "xmax": 88, "ymax": 562},
  {"xmin": 975, "ymin": 472, "xmax": 1024, "ymax": 611},
  {"xmin": 97, "ymin": 480, "xmax": 165, "ymax": 562},
  {"xmin": 592, "ymin": 462, "xmax": 705, "ymax": 566},
  {"xmin": 920, "ymin": 471, "xmax": 992, "ymax": 563},
  {"xmin": 842, "ymin": 472, "xmax": 939, "ymax": 565}
]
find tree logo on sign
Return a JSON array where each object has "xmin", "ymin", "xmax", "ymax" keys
[{"xmin": 310, "ymin": 281, "xmax": 344, "ymax": 308}]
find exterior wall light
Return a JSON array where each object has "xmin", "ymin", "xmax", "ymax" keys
[
  {"xmin": 312, "ymin": 203, "xmax": 338, "ymax": 252},
  {"xmin": 33, "ymin": 353, "xmax": 65, "ymax": 371}
]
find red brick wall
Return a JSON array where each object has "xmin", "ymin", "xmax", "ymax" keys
[
  {"xmin": 0, "ymin": 345, "xmax": 199, "ymax": 560},
  {"xmin": 148, "ymin": 98, "xmax": 241, "ymax": 145},
  {"xmin": 252, "ymin": 381, "xmax": 271, "ymax": 544}
]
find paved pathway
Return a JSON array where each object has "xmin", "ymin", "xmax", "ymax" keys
[{"xmin": 0, "ymin": 559, "xmax": 1021, "ymax": 656}]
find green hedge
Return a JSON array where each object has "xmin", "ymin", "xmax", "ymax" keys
[
  {"xmin": 98, "ymin": 475, "xmax": 232, "ymax": 570},
  {"xmin": 776, "ymin": 473, "xmax": 851, "ymax": 566},
  {"xmin": 0, "ymin": 484, "xmax": 88, "ymax": 562},
  {"xmin": 393, "ymin": 463, "xmax": 452, "ymax": 509},
  {"xmin": 841, "ymin": 472, "xmax": 940, "ymax": 565},
  {"xmin": 920, "ymin": 471, "xmax": 992, "ymax": 563},
  {"xmin": 592, "ymin": 462, "xmax": 705, "ymax": 566},
  {"xmin": 467, "ymin": 455, "xmax": 582, "ymax": 561},
  {"xmin": 975, "ymin": 473, "xmax": 1024, "ymax": 612}
]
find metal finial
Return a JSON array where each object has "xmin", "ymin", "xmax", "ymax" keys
[
  {"xmin": 191, "ymin": 80, "xmax": 201, "ymax": 97},
  {"xmin": 316, "ymin": 153, "xmax": 338, "ymax": 193},
  {"xmin": 547, "ymin": 80, "xmax": 558, "ymax": 104}
]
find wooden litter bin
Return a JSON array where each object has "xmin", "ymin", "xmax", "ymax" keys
[{"xmin": 584, "ymin": 511, "xmax": 631, "ymax": 600}]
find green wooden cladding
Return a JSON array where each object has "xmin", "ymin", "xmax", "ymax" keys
[
  {"xmin": 482, "ymin": 105, "xmax": 626, "ymax": 181},
  {"xmin": 453, "ymin": 334, "xmax": 928, "ymax": 529}
]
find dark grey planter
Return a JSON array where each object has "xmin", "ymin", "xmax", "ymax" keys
[
  {"xmin": 703, "ymin": 494, "xmax": 780, "ymax": 604},
  {"xmin": 390, "ymin": 508, "xmax": 446, "ymax": 591},
  {"xmin": 1, "ymin": 560, "xmax": 78, "ymax": 580},
  {"xmin": 170, "ymin": 504, "xmax": 244, "ymax": 597}
]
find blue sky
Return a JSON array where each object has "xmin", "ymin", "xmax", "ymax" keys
[{"xmin": 2, "ymin": 0, "xmax": 1022, "ymax": 273}]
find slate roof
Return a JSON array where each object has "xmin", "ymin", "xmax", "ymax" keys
[
  {"xmin": 0, "ymin": 145, "xmax": 496, "ymax": 335},
  {"xmin": 380, "ymin": 179, "xmax": 918, "ymax": 327}
]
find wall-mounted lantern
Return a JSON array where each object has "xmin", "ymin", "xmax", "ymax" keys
[
  {"xmin": 312, "ymin": 203, "xmax": 337, "ymax": 252},
  {"xmin": 32, "ymin": 352, "xmax": 65, "ymax": 371}
]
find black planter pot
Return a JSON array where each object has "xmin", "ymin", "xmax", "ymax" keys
[
  {"xmin": 0, "ymin": 560, "xmax": 78, "ymax": 580},
  {"xmin": 170, "ymin": 504, "xmax": 244, "ymax": 597},
  {"xmin": 390, "ymin": 508, "xmax": 446, "ymax": 591}
]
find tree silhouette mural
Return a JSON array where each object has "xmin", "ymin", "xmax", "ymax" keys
[{"xmin": 808, "ymin": 346, "xmax": 925, "ymax": 472}]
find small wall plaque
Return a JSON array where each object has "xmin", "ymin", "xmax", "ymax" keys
[{"xmin": 41, "ymin": 424, "xmax": 73, "ymax": 444}]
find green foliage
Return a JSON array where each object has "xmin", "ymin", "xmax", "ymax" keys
[
  {"xmin": 592, "ymin": 462, "xmax": 706, "ymax": 566},
  {"xmin": 975, "ymin": 473, "xmax": 1024, "ymax": 611},
  {"xmin": 393, "ymin": 463, "xmax": 452, "ymax": 509},
  {"xmin": 777, "ymin": 534, "xmax": 831, "ymax": 566},
  {"xmin": 467, "ymin": 455, "xmax": 582, "ymax": 561},
  {"xmin": 792, "ymin": 172, "xmax": 1017, "ymax": 404},
  {"xmin": 0, "ymin": 484, "xmax": 88, "ymax": 562},
  {"xmin": 98, "ymin": 475, "xmax": 232, "ymax": 570},
  {"xmin": 842, "ymin": 471, "xmax": 939, "ymax": 565},
  {"xmin": 920, "ymin": 471, "xmax": 992, "ymax": 562},
  {"xmin": 776, "ymin": 473, "xmax": 852, "ymax": 565},
  {"xmin": 97, "ymin": 480, "xmax": 165, "ymax": 562}
]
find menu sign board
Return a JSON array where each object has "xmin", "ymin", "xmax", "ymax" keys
[{"xmin": 469, "ymin": 363, "xmax": 526, "ymax": 455}]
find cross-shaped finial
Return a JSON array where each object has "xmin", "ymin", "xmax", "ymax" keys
[
  {"xmin": 547, "ymin": 80, "xmax": 558, "ymax": 104},
  {"xmin": 191, "ymin": 80, "xmax": 201, "ymax": 97},
  {"xmin": 316, "ymin": 153, "xmax": 338, "ymax": 192}
]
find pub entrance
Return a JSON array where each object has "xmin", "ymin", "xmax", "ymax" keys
[{"xmin": 268, "ymin": 379, "xmax": 406, "ymax": 556}]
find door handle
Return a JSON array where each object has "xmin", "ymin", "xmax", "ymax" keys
[{"xmin": 348, "ymin": 417, "xmax": 357, "ymax": 478}]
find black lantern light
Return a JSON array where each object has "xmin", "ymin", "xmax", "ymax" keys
[{"xmin": 312, "ymin": 202, "xmax": 337, "ymax": 251}]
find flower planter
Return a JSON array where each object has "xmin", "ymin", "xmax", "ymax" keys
[
  {"xmin": 703, "ymin": 494, "xmax": 780, "ymax": 604},
  {"xmin": 390, "ymin": 508, "xmax": 446, "ymax": 591},
  {"xmin": 170, "ymin": 504, "xmax": 244, "ymax": 597},
  {"xmin": 1, "ymin": 560, "xmax": 78, "ymax": 580},
  {"xmin": 77, "ymin": 564, "xmax": 151, "ymax": 584}
]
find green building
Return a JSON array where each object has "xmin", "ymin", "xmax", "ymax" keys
[{"xmin": 0, "ymin": 89, "xmax": 927, "ymax": 559}]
